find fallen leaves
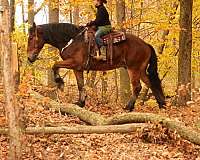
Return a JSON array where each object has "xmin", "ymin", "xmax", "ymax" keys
[{"xmin": 1, "ymin": 85, "xmax": 200, "ymax": 159}]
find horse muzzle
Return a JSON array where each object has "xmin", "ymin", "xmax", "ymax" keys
[
  {"xmin": 28, "ymin": 57, "xmax": 35, "ymax": 63},
  {"xmin": 28, "ymin": 54, "xmax": 38, "ymax": 63}
]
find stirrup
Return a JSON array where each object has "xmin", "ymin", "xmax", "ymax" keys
[
  {"xmin": 94, "ymin": 55, "xmax": 106, "ymax": 61},
  {"xmin": 94, "ymin": 49, "xmax": 106, "ymax": 61}
]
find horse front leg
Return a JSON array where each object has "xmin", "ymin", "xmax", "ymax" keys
[
  {"xmin": 73, "ymin": 70, "xmax": 87, "ymax": 108},
  {"xmin": 52, "ymin": 59, "xmax": 76, "ymax": 91}
]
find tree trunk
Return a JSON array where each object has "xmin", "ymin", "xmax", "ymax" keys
[
  {"xmin": 28, "ymin": 0, "xmax": 34, "ymax": 25},
  {"xmin": 137, "ymin": 1, "xmax": 143, "ymax": 37},
  {"xmin": 116, "ymin": 0, "xmax": 131, "ymax": 104},
  {"xmin": 69, "ymin": 3, "xmax": 72, "ymax": 23},
  {"xmin": 116, "ymin": 0, "xmax": 125, "ymax": 30},
  {"xmin": 10, "ymin": 0, "xmax": 15, "ymax": 32},
  {"xmin": 48, "ymin": 0, "xmax": 59, "ymax": 90},
  {"xmin": 73, "ymin": 1, "xmax": 79, "ymax": 25},
  {"xmin": 119, "ymin": 68, "xmax": 131, "ymax": 104},
  {"xmin": 49, "ymin": 0, "xmax": 59, "ymax": 23},
  {"xmin": 0, "ymin": 0, "xmax": 22, "ymax": 159},
  {"xmin": 12, "ymin": 42, "xmax": 19, "ymax": 90},
  {"xmin": 101, "ymin": 72, "xmax": 108, "ymax": 103},
  {"xmin": 114, "ymin": 69, "xmax": 119, "ymax": 102},
  {"xmin": 157, "ymin": 2, "xmax": 179, "ymax": 54},
  {"xmin": 178, "ymin": 0, "xmax": 193, "ymax": 106},
  {"xmin": 28, "ymin": 0, "xmax": 36, "ymax": 86},
  {"xmin": 21, "ymin": 1, "xmax": 26, "ymax": 33}
]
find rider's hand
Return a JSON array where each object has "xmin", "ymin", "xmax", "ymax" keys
[
  {"xmin": 86, "ymin": 22, "xmax": 91, "ymax": 26},
  {"xmin": 86, "ymin": 21, "xmax": 93, "ymax": 26}
]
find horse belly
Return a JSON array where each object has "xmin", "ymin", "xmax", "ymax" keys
[{"xmin": 87, "ymin": 62, "xmax": 125, "ymax": 71}]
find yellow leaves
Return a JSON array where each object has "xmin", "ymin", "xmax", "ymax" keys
[
  {"xmin": 17, "ymin": 73, "xmax": 33, "ymax": 97},
  {"xmin": 48, "ymin": 0, "xmax": 59, "ymax": 10},
  {"xmin": 122, "ymin": 18, "xmax": 139, "ymax": 28},
  {"xmin": 18, "ymin": 84, "xmax": 30, "ymax": 97}
]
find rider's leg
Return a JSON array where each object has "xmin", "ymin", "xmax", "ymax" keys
[
  {"xmin": 94, "ymin": 26, "xmax": 112, "ymax": 61},
  {"xmin": 95, "ymin": 27, "xmax": 109, "ymax": 60}
]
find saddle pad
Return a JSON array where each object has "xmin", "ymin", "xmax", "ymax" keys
[{"xmin": 102, "ymin": 31, "xmax": 126, "ymax": 44}]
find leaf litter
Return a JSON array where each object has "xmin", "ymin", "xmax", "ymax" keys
[{"xmin": 0, "ymin": 85, "xmax": 200, "ymax": 159}]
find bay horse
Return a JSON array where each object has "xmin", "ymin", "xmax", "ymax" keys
[{"xmin": 27, "ymin": 22, "xmax": 166, "ymax": 111}]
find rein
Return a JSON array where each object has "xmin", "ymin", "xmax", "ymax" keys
[
  {"xmin": 33, "ymin": 26, "xmax": 39, "ymax": 49},
  {"xmin": 61, "ymin": 27, "xmax": 88, "ymax": 53}
]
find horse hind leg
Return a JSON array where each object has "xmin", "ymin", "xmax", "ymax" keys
[
  {"xmin": 125, "ymin": 68, "xmax": 142, "ymax": 112},
  {"xmin": 141, "ymin": 71, "xmax": 166, "ymax": 109},
  {"xmin": 73, "ymin": 70, "xmax": 87, "ymax": 108}
]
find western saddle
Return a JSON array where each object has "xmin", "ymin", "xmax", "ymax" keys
[{"xmin": 85, "ymin": 27, "xmax": 126, "ymax": 65}]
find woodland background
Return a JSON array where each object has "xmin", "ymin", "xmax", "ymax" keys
[
  {"xmin": 10, "ymin": 0, "xmax": 200, "ymax": 102},
  {"xmin": 0, "ymin": 0, "xmax": 200, "ymax": 159}
]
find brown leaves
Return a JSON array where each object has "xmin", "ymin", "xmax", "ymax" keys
[
  {"xmin": 1, "ymin": 82, "xmax": 200, "ymax": 159},
  {"xmin": 140, "ymin": 123, "xmax": 179, "ymax": 145}
]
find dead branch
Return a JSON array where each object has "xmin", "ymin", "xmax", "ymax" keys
[{"xmin": 0, "ymin": 123, "xmax": 149, "ymax": 135}]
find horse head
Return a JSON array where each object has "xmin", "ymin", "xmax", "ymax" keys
[{"xmin": 27, "ymin": 22, "xmax": 45, "ymax": 63}]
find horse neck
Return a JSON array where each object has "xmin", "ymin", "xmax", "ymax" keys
[
  {"xmin": 42, "ymin": 23, "xmax": 81, "ymax": 51},
  {"xmin": 44, "ymin": 40, "xmax": 66, "ymax": 51},
  {"xmin": 43, "ymin": 34, "xmax": 70, "ymax": 52}
]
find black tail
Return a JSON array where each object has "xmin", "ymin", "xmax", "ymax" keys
[{"xmin": 147, "ymin": 44, "xmax": 166, "ymax": 108}]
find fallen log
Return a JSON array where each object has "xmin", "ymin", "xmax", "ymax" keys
[
  {"xmin": 0, "ymin": 123, "xmax": 149, "ymax": 135},
  {"xmin": 106, "ymin": 113, "xmax": 200, "ymax": 146},
  {"xmin": 31, "ymin": 91, "xmax": 200, "ymax": 145},
  {"xmin": 31, "ymin": 91, "xmax": 106, "ymax": 125}
]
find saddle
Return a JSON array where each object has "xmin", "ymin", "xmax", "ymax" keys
[
  {"xmin": 85, "ymin": 28, "xmax": 126, "ymax": 65},
  {"xmin": 102, "ymin": 31, "xmax": 126, "ymax": 45}
]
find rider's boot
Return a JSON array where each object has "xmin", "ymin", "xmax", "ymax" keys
[{"xmin": 94, "ymin": 46, "xmax": 106, "ymax": 61}]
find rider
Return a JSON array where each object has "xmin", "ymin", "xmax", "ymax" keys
[{"xmin": 87, "ymin": 0, "xmax": 112, "ymax": 61}]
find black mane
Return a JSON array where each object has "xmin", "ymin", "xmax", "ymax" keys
[{"xmin": 30, "ymin": 23, "xmax": 84, "ymax": 50}]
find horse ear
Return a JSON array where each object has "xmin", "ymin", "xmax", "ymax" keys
[
  {"xmin": 32, "ymin": 22, "xmax": 36, "ymax": 31},
  {"xmin": 37, "ymin": 26, "xmax": 43, "ymax": 34}
]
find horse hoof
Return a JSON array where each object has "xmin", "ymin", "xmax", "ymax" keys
[
  {"xmin": 159, "ymin": 101, "xmax": 166, "ymax": 109},
  {"xmin": 124, "ymin": 104, "xmax": 134, "ymax": 112},
  {"xmin": 159, "ymin": 104, "xmax": 166, "ymax": 109},
  {"xmin": 55, "ymin": 77, "xmax": 64, "ymax": 91},
  {"xmin": 74, "ymin": 101, "xmax": 85, "ymax": 108},
  {"xmin": 55, "ymin": 77, "xmax": 64, "ymax": 84},
  {"xmin": 124, "ymin": 100, "xmax": 135, "ymax": 112},
  {"xmin": 124, "ymin": 106, "xmax": 134, "ymax": 112}
]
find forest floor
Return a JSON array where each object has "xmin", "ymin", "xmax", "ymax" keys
[{"xmin": 0, "ymin": 85, "xmax": 200, "ymax": 160}]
